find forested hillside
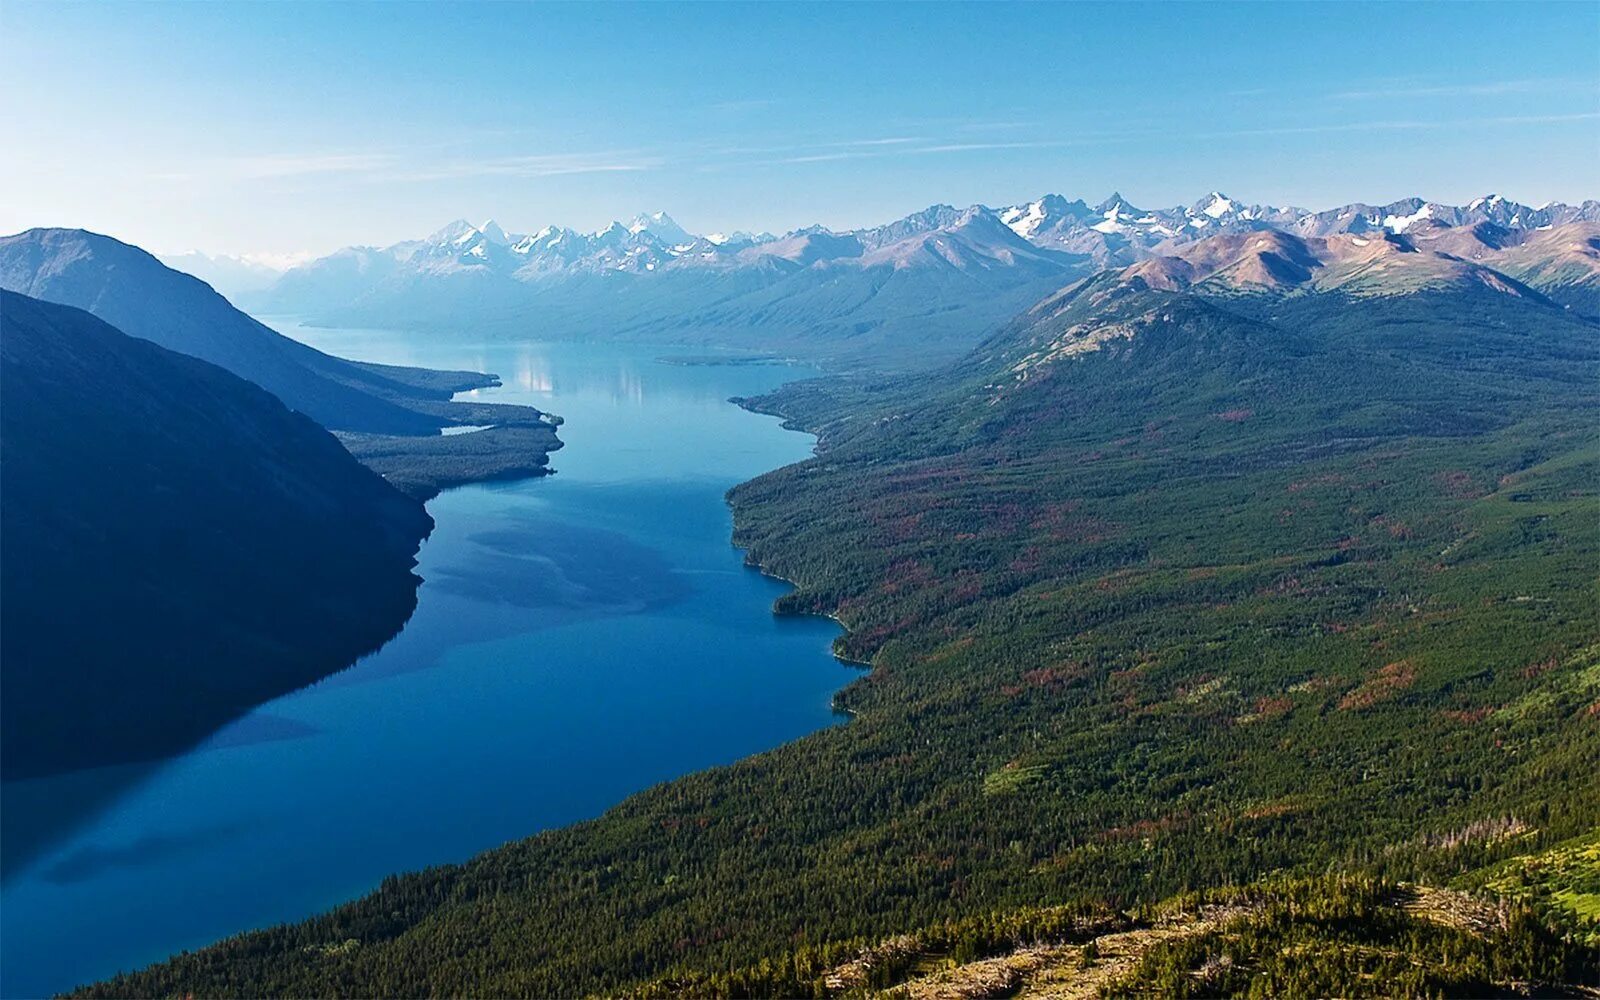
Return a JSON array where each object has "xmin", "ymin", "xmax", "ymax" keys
[
  {"xmin": 0, "ymin": 291, "xmax": 433, "ymax": 782},
  {"xmin": 81, "ymin": 272, "xmax": 1600, "ymax": 996}
]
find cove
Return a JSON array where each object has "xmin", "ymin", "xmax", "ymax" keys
[{"xmin": 0, "ymin": 323, "xmax": 853, "ymax": 998}]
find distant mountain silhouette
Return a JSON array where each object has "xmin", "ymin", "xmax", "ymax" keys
[{"xmin": 243, "ymin": 193, "xmax": 1600, "ymax": 369}]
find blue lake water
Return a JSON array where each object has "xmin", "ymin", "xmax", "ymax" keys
[{"xmin": 0, "ymin": 323, "xmax": 852, "ymax": 998}]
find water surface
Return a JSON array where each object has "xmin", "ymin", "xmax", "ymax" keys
[{"xmin": 0, "ymin": 323, "xmax": 850, "ymax": 997}]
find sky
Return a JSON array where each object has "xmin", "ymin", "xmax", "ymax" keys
[{"xmin": 2, "ymin": 1, "xmax": 1596, "ymax": 259}]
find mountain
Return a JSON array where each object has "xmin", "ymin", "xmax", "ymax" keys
[
  {"xmin": 1118, "ymin": 227, "xmax": 1547, "ymax": 299},
  {"xmin": 2, "ymin": 229, "xmax": 566, "ymax": 496},
  {"xmin": 255, "ymin": 209, "xmax": 1089, "ymax": 367},
  {"xmin": 0, "ymin": 228, "xmax": 492, "ymax": 434},
  {"xmin": 87, "ymin": 231, "xmax": 1600, "ymax": 997},
  {"xmin": 0, "ymin": 290, "xmax": 434, "ymax": 781},
  {"xmin": 1407, "ymin": 220, "xmax": 1600, "ymax": 316},
  {"xmin": 156, "ymin": 250, "xmax": 293, "ymax": 299},
  {"xmin": 1290, "ymin": 194, "xmax": 1600, "ymax": 238},
  {"xmin": 250, "ymin": 193, "xmax": 1599, "ymax": 369}
]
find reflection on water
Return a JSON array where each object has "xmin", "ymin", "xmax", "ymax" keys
[{"xmin": 0, "ymin": 322, "xmax": 851, "ymax": 998}]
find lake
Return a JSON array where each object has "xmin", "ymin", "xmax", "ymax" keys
[{"xmin": 0, "ymin": 323, "xmax": 853, "ymax": 998}]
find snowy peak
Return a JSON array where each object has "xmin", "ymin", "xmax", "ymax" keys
[
  {"xmin": 476, "ymin": 220, "xmax": 511, "ymax": 246},
  {"xmin": 626, "ymin": 211, "xmax": 692, "ymax": 245},
  {"xmin": 1193, "ymin": 192, "xmax": 1236, "ymax": 219},
  {"xmin": 1095, "ymin": 192, "xmax": 1142, "ymax": 217},
  {"xmin": 998, "ymin": 194, "xmax": 1092, "ymax": 239},
  {"xmin": 428, "ymin": 219, "xmax": 480, "ymax": 245},
  {"xmin": 269, "ymin": 192, "xmax": 1600, "ymax": 294}
]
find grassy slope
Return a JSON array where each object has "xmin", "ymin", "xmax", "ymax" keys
[{"xmin": 79, "ymin": 283, "xmax": 1600, "ymax": 997}]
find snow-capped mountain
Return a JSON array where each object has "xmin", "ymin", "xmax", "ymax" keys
[
  {"xmin": 157, "ymin": 249, "xmax": 307, "ymax": 299},
  {"xmin": 247, "ymin": 193, "xmax": 1599, "ymax": 367}
]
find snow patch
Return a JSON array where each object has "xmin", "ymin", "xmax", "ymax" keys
[{"xmin": 1383, "ymin": 204, "xmax": 1433, "ymax": 232}]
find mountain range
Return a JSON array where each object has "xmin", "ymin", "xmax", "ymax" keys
[
  {"xmin": 96, "ymin": 192, "xmax": 1600, "ymax": 997},
  {"xmin": 153, "ymin": 250, "xmax": 305, "ymax": 300},
  {"xmin": 233, "ymin": 193, "xmax": 1600, "ymax": 367}
]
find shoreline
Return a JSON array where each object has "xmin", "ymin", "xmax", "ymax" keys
[{"xmin": 36, "ymin": 348, "xmax": 858, "ymax": 1000}]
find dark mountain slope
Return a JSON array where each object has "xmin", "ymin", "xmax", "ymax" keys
[
  {"xmin": 0, "ymin": 228, "xmax": 490, "ymax": 434},
  {"xmin": 0, "ymin": 291, "xmax": 433, "ymax": 781},
  {"xmin": 84, "ymin": 269, "xmax": 1600, "ymax": 995},
  {"xmin": 1, "ymin": 229, "xmax": 565, "ymax": 497}
]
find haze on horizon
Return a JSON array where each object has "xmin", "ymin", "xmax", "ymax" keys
[{"xmin": 2, "ymin": 0, "xmax": 1596, "ymax": 258}]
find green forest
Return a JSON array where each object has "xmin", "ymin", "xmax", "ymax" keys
[{"xmin": 82, "ymin": 280, "xmax": 1600, "ymax": 997}]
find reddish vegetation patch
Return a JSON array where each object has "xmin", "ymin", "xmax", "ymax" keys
[
  {"xmin": 1434, "ymin": 469, "xmax": 1485, "ymax": 499},
  {"xmin": 1101, "ymin": 811, "xmax": 1190, "ymax": 843},
  {"xmin": 1338, "ymin": 659, "xmax": 1420, "ymax": 711},
  {"xmin": 883, "ymin": 512, "xmax": 924, "ymax": 541},
  {"xmin": 1252, "ymin": 695, "xmax": 1294, "ymax": 719},
  {"xmin": 949, "ymin": 571, "xmax": 983, "ymax": 602},
  {"xmin": 885, "ymin": 559, "xmax": 936, "ymax": 589},
  {"xmin": 1521, "ymin": 656, "xmax": 1559, "ymax": 680},
  {"xmin": 1023, "ymin": 662, "xmax": 1090, "ymax": 689},
  {"xmin": 1442, "ymin": 705, "xmax": 1495, "ymax": 725},
  {"xmin": 1028, "ymin": 501, "xmax": 1083, "ymax": 530},
  {"xmin": 1215, "ymin": 408, "xmax": 1254, "ymax": 423},
  {"xmin": 1095, "ymin": 570, "xmax": 1142, "ymax": 593},
  {"xmin": 855, "ymin": 615, "xmax": 921, "ymax": 648},
  {"xmin": 1010, "ymin": 546, "xmax": 1042, "ymax": 574}
]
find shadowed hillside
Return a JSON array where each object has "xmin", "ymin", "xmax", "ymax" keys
[
  {"xmin": 0, "ymin": 291, "xmax": 433, "ymax": 783},
  {"xmin": 0, "ymin": 228, "xmax": 564, "ymax": 497}
]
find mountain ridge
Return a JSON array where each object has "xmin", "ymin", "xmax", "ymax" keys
[
  {"xmin": 234, "ymin": 193, "xmax": 1600, "ymax": 368},
  {"xmin": 0, "ymin": 289, "xmax": 434, "ymax": 783}
]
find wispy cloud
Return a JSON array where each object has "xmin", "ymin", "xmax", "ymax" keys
[
  {"xmin": 156, "ymin": 152, "xmax": 396, "ymax": 181},
  {"xmin": 157, "ymin": 148, "xmax": 660, "ymax": 184},
  {"xmin": 910, "ymin": 141, "xmax": 1062, "ymax": 154},
  {"xmin": 957, "ymin": 120, "xmax": 1040, "ymax": 133},
  {"xmin": 1328, "ymin": 77, "xmax": 1574, "ymax": 101},
  {"xmin": 776, "ymin": 152, "xmax": 866, "ymax": 164},
  {"xmin": 388, "ymin": 151, "xmax": 660, "ymax": 181},
  {"xmin": 1218, "ymin": 110, "xmax": 1600, "ymax": 138},
  {"xmin": 708, "ymin": 98, "xmax": 777, "ymax": 114},
  {"xmin": 705, "ymin": 136, "xmax": 927, "ymax": 158}
]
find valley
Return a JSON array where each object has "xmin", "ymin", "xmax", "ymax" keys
[
  {"xmin": 76, "ymin": 214, "xmax": 1600, "ymax": 997},
  {"xmin": 1, "ymin": 330, "xmax": 857, "ymax": 998},
  {"xmin": 8, "ymin": 4, "xmax": 1597, "ymax": 996}
]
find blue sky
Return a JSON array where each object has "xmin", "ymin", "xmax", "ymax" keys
[{"xmin": 2, "ymin": 1, "xmax": 1596, "ymax": 257}]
